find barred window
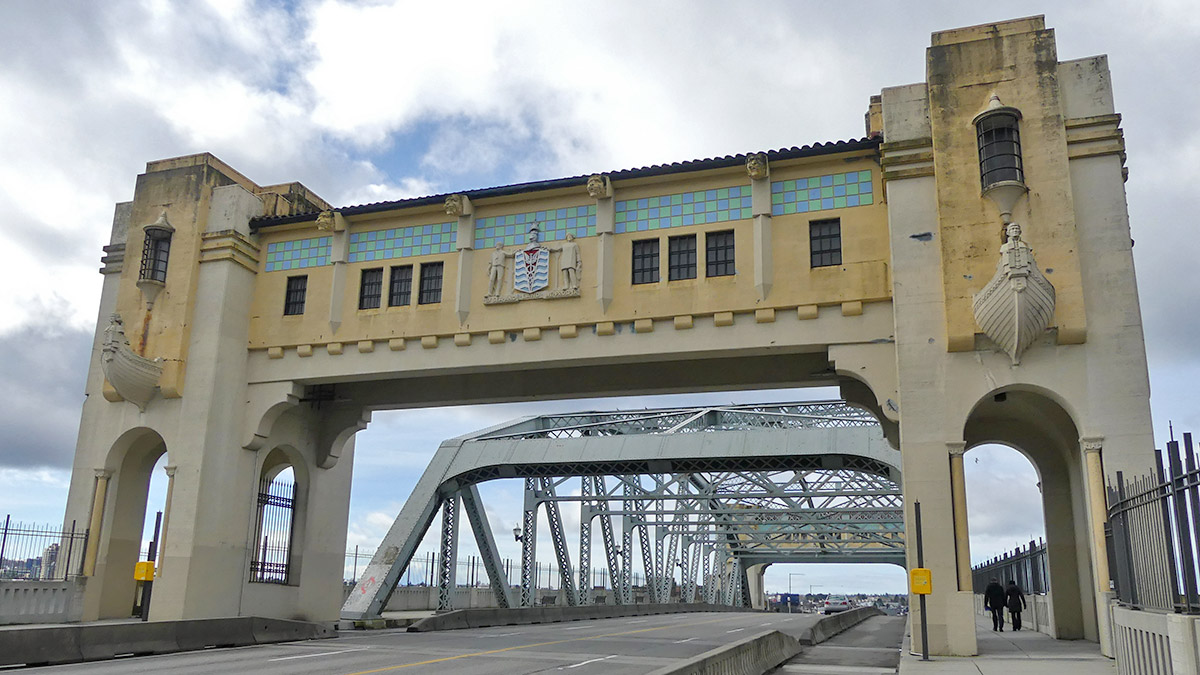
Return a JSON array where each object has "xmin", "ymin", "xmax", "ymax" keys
[
  {"xmin": 358, "ymin": 268, "xmax": 383, "ymax": 310},
  {"xmin": 389, "ymin": 265, "xmax": 413, "ymax": 306},
  {"xmin": 706, "ymin": 230, "xmax": 735, "ymax": 277},
  {"xmin": 419, "ymin": 261, "xmax": 444, "ymax": 304},
  {"xmin": 250, "ymin": 464, "xmax": 296, "ymax": 585},
  {"xmin": 283, "ymin": 276, "xmax": 307, "ymax": 315},
  {"xmin": 632, "ymin": 239, "xmax": 659, "ymax": 285},
  {"xmin": 810, "ymin": 219, "xmax": 842, "ymax": 268},
  {"xmin": 139, "ymin": 230, "xmax": 171, "ymax": 283},
  {"xmin": 668, "ymin": 234, "xmax": 697, "ymax": 281},
  {"xmin": 977, "ymin": 112, "xmax": 1023, "ymax": 189}
]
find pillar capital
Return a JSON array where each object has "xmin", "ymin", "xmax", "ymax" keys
[
  {"xmin": 947, "ymin": 441, "xmax": 967, "ymax": 456},
  {"xmin": 1081, "ymin": 436, "xmax": 1104, "ymax": 454},
  {"xmin": 163, "ymin": 465, "xmax": 178, "ymax": 477},
  {"xmin": 94, "ymin": 469, "xmax": 113, "ymax": 480}
]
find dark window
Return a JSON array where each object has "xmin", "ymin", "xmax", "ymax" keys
[
  {"xmin": 139, "ymin": 230, "xmax": 171, "ymax": 282},
  {"xmin": 358, "ymin": 268, "xmax": 383, "ymax": 309},
  {"xmin": 668, "ymin": 235, "xmax": 697, "ymax": 281},
  {"xmin": 418, "ymin": 262, "xmax": 444, "ymax": 304},
  {"xmin": 706, "ymin": 230, "xmax": 735, "ymax": 277},
  {"xmin": 810, "ymin": 219, "xmax": 842, "ymax": 268},
  {"xmin": 389, "ymin": 265, "xmax": 413, "ymax": 306},
  {"xmin": 283, "ymin": 276, "xmax": 307, "ymax": 315},
  {"xmin": 632, "ymin": 239, "xmax": 659, "ymax": 285},
  {"xmin": 977, "ymin": 112, "xmax": 1023, "ymax": 189}
]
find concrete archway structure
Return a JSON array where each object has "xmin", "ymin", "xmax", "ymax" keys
[{"xmin": 60, "ymin": 16, "xmax": 1152, "ymax": 656}]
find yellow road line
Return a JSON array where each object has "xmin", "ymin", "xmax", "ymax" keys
[{"xmin": 339, "ymin": 615, "xmax": 732, "ymax": 674}]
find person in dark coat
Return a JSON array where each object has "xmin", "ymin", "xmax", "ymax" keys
[
  {"xmin": 984, "ymin": 577, "xmax": 1006, "ymax": 631},
  {"xmin": 1006, "ymin": 580, "xmax": 1027, "ymax": 630}
]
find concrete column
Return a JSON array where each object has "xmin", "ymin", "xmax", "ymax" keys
[
  {"xmin": 1081, "ymin": 437, "xmax": 1115, "ymax": 657},
  {"xmin": 155, "ymin": 465, "xmax": 176, "ymax": 577},
  {"xmin": 750, "ymin": 169, "xmax": 772, "ymax": 300},
  {"xmin": 82, "ymin": 469, "xmax": 112, "ymax": 577},
  {"xmin": 746, "ymin": 563, "xmax": 768, "ymax": 609},
  {"xmin": 948, "ymin": 442, "xmax": 971, "ymax": 591},
  {"xmin": 594, "ymin": 182, "xmax": 615, "ymax": 312},
  {"xmin": 453, "ymin": 196, "xmax": 475, "ymax": 323},
  {"xmin": 327, "ymin": 213, "xmax": 349, "ymax": 333}
]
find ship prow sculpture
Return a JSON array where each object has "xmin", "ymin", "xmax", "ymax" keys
[
  {"xmin": 100, "ymin": 313, "xmax": 163, "ymax": 411},
  {"xmin": 972, "ymin": 222, "xmax": 1056, "ymax": 365}
]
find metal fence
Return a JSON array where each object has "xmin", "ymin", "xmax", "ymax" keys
[
  {"xmin": 344, "ymin": 547, "xmax": 644, "ymax": 590},
  {"xmin": 0, "ymin": 516, "xmax": 89, "ymax": 581},
  {"xmin": 1107, "ymin": 432, "xmax": 1200, "ymax": 614},
  {"xmin": 249, "ymin": 480, "xmax": 295, "ymax": 584},
  {"xmin": 971, "ymin": 539, "xmax": 1048, "ymax": 595}
]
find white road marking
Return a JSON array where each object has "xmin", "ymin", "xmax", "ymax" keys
[
  {"xmin": 725, "ymin": 627, "xmax": 745, "ymax": 633},
  {"xmin": 267, "ymin": 647, "xmax": 369, "ymax": 662},
  {"xmin": 626, "ymin": 619, "xmax": 649, "ymax": 624},
  {"xmin": 478, "ymin": 631, "xmax": 524, "ymax": 637},
  {"xmin": 563, "ymin": 625, "xmax": 590, "ymax": 630},
  {"xmin": 672, "ymin": 637, "xmax": 697, "ymax": 643},
  {"xmin": 760, "ymin": 622, "xmax": 775, "ymax": 626},
  {"xmin": 561, "ymin": 654, "xmax": 617, "ymax": 669}
]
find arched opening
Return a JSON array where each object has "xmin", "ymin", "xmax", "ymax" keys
[
  {"xmin": 250, "ymin": 447, "xmax": 309, "ymax": 585},
  {"xmin": 94, "ymin": 427, "xmax": 168, "ymax": 619},
  {"xmin": 962, "ymin": 388, "xmax": 1095, "ymax": 641}
]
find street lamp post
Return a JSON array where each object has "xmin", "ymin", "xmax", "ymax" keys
[{"xmin": 788, "ymin": 573, "xmax": 805, "ymax": 613}]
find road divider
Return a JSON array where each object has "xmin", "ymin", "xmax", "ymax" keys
[
  {"xmin": 0, "ymin": 616, "xmax": 334, "ymax": 668},
  {"xmin": 798, "ymin": 606, "xmax": 884, "ymax": 645},
  {"xmin": 405, "ymin": 603, "xmax": 748, "ymax": 632}
]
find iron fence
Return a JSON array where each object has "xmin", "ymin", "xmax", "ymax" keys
[
  {"xmin": 0, "ymin": 516, "xmax": 89, "ymax": 580},
  {"xmin": 249, "ymin": 480, "xmax": 295, "ymax": 584},
  {"xmin": 343, "ymin": 547, "xmax": 644, "ymax": 590},
  {"xmin": 1107, "ymin": 432, "xmax": 1200, "ymax": 614},
  {"xmin": 971, "ymin": 539, "xmax": 1048, "ymax": 595}
]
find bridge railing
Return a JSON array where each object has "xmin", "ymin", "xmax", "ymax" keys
[
  {"xmin": 0, "ymin": 516, "xmax": 88, "ymax": 581},
  {"xmin": 344, "ymin": 547, "xmax": 643, "ymax": 591},
  {"xmin": 1107, "ymin": 432, "xmax": 1200, "ymax": 614},
  {"xmin": 970, "ymin": 539, "xmax": 1048, "ymax": 596}
]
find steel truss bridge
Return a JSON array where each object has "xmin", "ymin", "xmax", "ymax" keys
[{"xmin": 341, "ymin": 402, "xmax": 905, "ymax": 620}]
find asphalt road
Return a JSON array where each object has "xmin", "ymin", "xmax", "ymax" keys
[
  {"xmin": 22, "ymin": 611, "xmax": 825, "ymax": 674},
  {"xmin": 776, "ymin": 615, "xmax": 905, "ymax": 674}
]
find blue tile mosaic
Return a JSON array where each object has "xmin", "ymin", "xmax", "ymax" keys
[
  {"xmin": 770, "ymin": 170, "xmax": 874, "ymax": 216},
  {"xmin": 474, "ymin": 205, "xmax": 597, "ymax": 249},
  {"xmin": 614, "ymin": 185, "xmax": 752, "ymax": 234},
  {"xmin": 264, "ymin": 236, "xmax": 331, "ymax": 272},
  {"xmin": 348, "ymin": 222, "xmax": 457, "ymax": 263}
]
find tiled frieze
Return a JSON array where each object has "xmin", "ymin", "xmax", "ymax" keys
[
  {"xmin": 615, "ymin": 186, "xmax": 752, "ymax": 234},
  {"xmin": 264, "ymin": 236, "xmax": 331, "ymax": 272},
  {"xmin": 348, "ymin": 222, "xmax": 457, "ymax": 263},
  {"xmin": 474, "ymin": 205, "xmax": 596, "ymax": 249},
  {"xmin": 770, "ymin": 170, "xmax": 874, "ymax": 216}
]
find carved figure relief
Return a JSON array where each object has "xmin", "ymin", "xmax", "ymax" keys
[
  {"xmin": 315, "ymin": 210, "xmax": 335, "ymax": 231},
  {"xmin": 100, "ymin": 314, "xmax": 163, "ymax": 411},
  {"xmin": 746, "ymin": 153, "xmax": 769, "ymax": 180},
  {"xmin": 586, "ymin": 174, "xmax": 612, "ymax": 199},
  {"xmin": 444, "ymin": 194, "xmax": 465, "ymax": 216},
  {"xmin": 484, "ymin": 226, "xmax": 582, "ymax": 304},
  {"xmin": 972, "ymin": 222, "xmax": 1056, "ymax": 365}
]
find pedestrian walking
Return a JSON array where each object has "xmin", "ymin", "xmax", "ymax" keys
[
  {"xmin": 984, "ymin": 577, "xmax": 1006, "ymax": 631},
  {"xmin": 1006, "ymin": 580, "xmax": 1027, "ymax": 631}
]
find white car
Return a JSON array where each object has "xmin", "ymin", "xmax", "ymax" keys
[{"xmin": 823, "ymin": 594, "xmax": 852, "ymax": 614}]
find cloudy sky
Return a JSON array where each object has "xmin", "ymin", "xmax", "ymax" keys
[{"xmin": 1, "ymin": 1, "xmax": 1197, "ymax": 596}]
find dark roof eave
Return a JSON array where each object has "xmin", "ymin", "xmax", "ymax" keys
[{"xmin": 250, "ymin": 137, "xmax": 882, "ymax": 231}]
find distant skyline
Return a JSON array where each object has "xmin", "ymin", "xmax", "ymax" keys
[{"xmin": 1, "ymin": 1, "xmax": 1194, "ymax": 597}]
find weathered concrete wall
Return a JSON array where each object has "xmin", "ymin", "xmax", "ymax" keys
[{"xmin": 0, "ymin": 578, "xmax": 86, "ymax": 624}]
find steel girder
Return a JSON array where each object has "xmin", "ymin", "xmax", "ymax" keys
[{"xmin": 341, "ymin": 401, "xmax": 903, "ymax": 620}]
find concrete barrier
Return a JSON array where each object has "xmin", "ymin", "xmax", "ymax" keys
[
  {"xmin": 646, "ymin": 630, "xmax": 801, "ymax": 675},
  {"xmin": 0, "ymin": 616, "xmax": 333, "ymax": 667},
  {"xmin": 798, "ymin": 606, "xmax": 884, "ymax": 645},
  {"xmin": 406, "ymin": 603, "xmax": 748, "ymax": 632},
  {"xmin": 0, "ymin": 578, "xmax": 87, "ymax": 625}
]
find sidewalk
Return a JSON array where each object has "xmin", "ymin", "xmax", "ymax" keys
[{"xmin": 898, "ymin": 614, "xmax": 1115, "ymax": 674}]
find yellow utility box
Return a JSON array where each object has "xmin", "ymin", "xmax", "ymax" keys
[
  {"xmin": 910, "ymin": 568, "xmax": 932, "ymax": 595},
  {"xmin": 134, "ymin": 561, "xmax": 155, "ymax": 581}
]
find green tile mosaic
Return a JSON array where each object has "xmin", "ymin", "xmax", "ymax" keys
[
  {"xmin": 770, "ymin": 170, "xmax": 873, "ymax": 216},
  {"xmin": 264, "ymin": 236, "xmax": 331, "ymax": 272},
  {"xmin": 348, "ymin": 222, "xmax": 457, "ymax": 262},
  {"xmin": 474, "ymin": 205, "xmax": 597, "ymax": 249},
  {"xmin": 615, "ymin": 186, "xmax": 751, "ymax": 234}
]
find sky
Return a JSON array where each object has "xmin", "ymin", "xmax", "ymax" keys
[{"xmin": 1, "ymin": 0, "xmax": 1197, "ymax": 597}]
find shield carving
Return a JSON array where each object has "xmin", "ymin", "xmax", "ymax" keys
[{"xmin": 513, "ymin": 245, "xmax": 550, "ymax": 293}]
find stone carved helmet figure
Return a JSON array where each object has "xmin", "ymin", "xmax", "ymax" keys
[
  {"xmin": 746, "ymin": 152, "xmax": 769, "ymax": 180},
  {"xmin": 586, "ymin": 174, "xmax": 608, "ymax": 199},
  {"xmin": 444, "ymin": 194, "xmax": 464, "ymax": 216},
  {"xmin": 1006, "ymin": 221, "xmax": 1022, "ymax": 242}
]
